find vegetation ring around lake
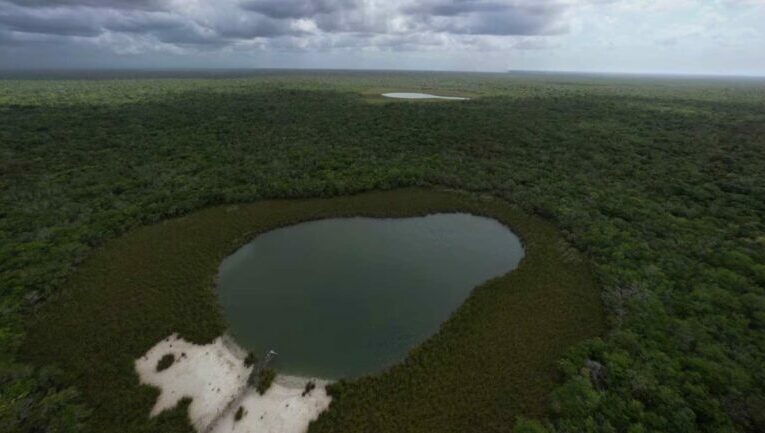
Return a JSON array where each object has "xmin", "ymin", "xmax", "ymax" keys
[{"xmin": 21, "ymin": 188, "xmax": 605, "ymax": 433}]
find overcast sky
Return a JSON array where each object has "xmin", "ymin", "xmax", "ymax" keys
[{"xmin": 1, "ymin": 0, "xmax": 763, "ymax": 75}]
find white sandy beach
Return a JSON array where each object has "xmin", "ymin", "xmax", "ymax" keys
[{"xmin": 135, "ymin": 334, "xmax": 331, "ymax": 433}]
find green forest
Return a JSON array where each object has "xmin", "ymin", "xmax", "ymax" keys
[{"xmin": 1, "ymin": 71, "xmax": 764, "ymax": 433}]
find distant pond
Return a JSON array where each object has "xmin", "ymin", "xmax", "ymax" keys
[
  {"xmin": 217, "ymin": 213, "xmax": 523, "ymax": 379},
  {"xmin": 381, "ymin": 92, "xmax": 469, "ymax": 100}
]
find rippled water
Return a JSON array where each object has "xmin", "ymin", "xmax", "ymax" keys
[{"xmin": 217, "ymin": 213, "xmax": 523, "ymax": 379}]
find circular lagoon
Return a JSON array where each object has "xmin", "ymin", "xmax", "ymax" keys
[
  {"xmin": 381, "ymin": 92, "xmax": 469, "ymax": 100},
  {"xmin": 217, "ymin": 213, "xmax": 523, "ymax": 379}
]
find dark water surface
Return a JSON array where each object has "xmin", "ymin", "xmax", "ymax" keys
[{"xmin": 217, "ymin": 213, "xmax": 524, "ymax": 379}]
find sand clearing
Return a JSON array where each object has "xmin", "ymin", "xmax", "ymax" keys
[{"xmin": 135, "ymin": 334, "xmax": 332, "ymax": 433}]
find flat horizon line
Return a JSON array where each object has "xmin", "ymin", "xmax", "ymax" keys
[{"xmin": 0, "ymin": 66, "xmax": 764, "ymax": 81}]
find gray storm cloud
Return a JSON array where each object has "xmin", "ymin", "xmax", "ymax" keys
[
  {"xmin": 240, "ymin": 0, "xmax": 359, "ymax": 19},
  {"xmin": 1, "ymin": 0, "xmax": 763, "ymax": 77},
  {"xmin": 0, "ymin": 0, "xmax": 573, "ymax": 57},
  {"xmin": 4, "ymin": 0, "xmax": 167, "ymax": 10}
]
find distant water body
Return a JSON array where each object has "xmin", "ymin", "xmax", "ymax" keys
[
  {"xmin": 217, "ymin": 213, "xmax": 523, "ymax": 379},
  {"xmin": 382, "ymin": 92, "xmax": 469, "ymax": 100}
]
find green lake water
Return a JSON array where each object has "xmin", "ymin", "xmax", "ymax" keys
[{"xmin": 217, "ymin": 213, "xmax": 524, "ymax": 379}]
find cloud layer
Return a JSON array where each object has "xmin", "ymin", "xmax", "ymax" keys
[
  {"xmin": 1, "ymin": 0, "xmax": 764, "ymax": 74},
  {"xmin": 0, "ymin": 0, "xmax": 575, "ymax": 55}
]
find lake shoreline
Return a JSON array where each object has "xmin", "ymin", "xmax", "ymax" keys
[
  {"xmin": 135, "ymin": 333, "xmax": 332, "ymax": 433},
  {"xmin": 217, "ymin": 213, "xmax": 524, "ymax": 379}
]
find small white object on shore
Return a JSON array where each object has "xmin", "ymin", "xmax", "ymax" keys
[{"xmin": 135, "ymin": 333, "xmax": 332, "ymax": 433}]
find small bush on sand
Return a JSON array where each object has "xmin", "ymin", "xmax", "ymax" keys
[
  {"xmin": 156, "ymin": 354, "xmax": 175, "ymax": 372},
  {"xmin": 244, "ymin": 352, "xmax": 257, "ymax": 367},
  {"xmin": 255, "ymin": 368, "xmax": 276, "ymax": 395},
  {"xmin": 234, "ymin": 406, "xmax": 244, "ymax": 422},
  {"xmin": 302, "ymin": 381, "xmax": 316, "ymax": 397}
]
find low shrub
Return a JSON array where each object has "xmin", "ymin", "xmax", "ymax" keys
[
  {"xmin": 302, "ymin": 381, "xmax": 316, "ymax": 397},
  {"xmin": 244, "ymin": 352, "xmax": 257, "ymax": 367},
  {"xmin": 156, "ymin": 354, "xmax": 175, "ymax": 372},
  {"xmin": 256, "ymin": 368, "xmax": 276, "ymax": 395}
]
